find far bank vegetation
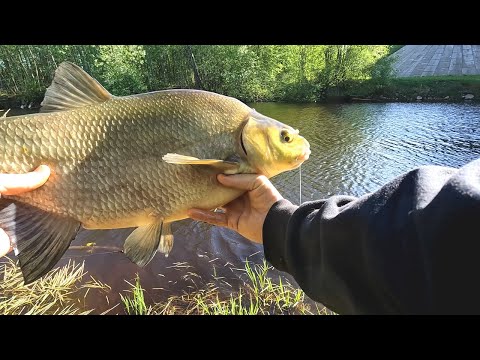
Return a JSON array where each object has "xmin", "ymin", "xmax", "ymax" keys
[{"xmin": 0, "ymin": 45, "xmax": 393, "ymax": 105}]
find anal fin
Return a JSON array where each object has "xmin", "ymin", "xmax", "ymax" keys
[
  {"xmin": 124, "ymin": 220, "xmax": 163, "ymax": 267},
  {"xmin": 0, "ymin": 198, "xmax": 81, "ymax": 284},
  {"xmin": 158, "ymin": 222, "xmax": 174, "ymax": 257}
]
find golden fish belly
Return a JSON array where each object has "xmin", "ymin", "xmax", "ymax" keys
[{"xmin": 52, "ymin": 169, "xmax": 244, "ymax": 230}]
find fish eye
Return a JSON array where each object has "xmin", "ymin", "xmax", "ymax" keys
[{"xmin": 281, "ymin": 130, "xmax": 293, "ymax": 143}]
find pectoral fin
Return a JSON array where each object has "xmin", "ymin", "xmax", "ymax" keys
[
  {"xmin": 124, "ymin": 221, "xmax": 163, "ymax": 267},
  {"xmin": 162, "ymin": 153, "xmax": 240, "ymax": 173}
]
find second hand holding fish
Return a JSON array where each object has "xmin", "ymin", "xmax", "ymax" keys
[{"xmin": 188, "ymin": 174, "xmax": 283, "ymax": 244}]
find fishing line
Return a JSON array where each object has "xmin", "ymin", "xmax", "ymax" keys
[{"xmin": 299, "ymin": 165, "xmax": 302, "ymax": 205}]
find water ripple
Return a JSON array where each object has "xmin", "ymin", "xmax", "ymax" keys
[{"xmin": 251, "ymin": 102, "xmax": 480, "ymax": 200}]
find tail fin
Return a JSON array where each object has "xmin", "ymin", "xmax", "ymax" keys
[{"xmin": 0, "ymin": 198, "xmax": 80, "ymax": 284}]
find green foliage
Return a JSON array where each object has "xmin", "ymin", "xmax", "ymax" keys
[
  {"xmin": 95, "ymin": 46, "xmax": 147, "ymax": 95},
  {"xmin": 0, "ymin": 45, "xmax": 99, "ymax": 103},
  {"xmin": 120, "ymin": 274, "xmax": 150, "ymax": 315},
  {"xmin": 316, "ymin": 45, "xmax": 391, "ymax": 98},
  {"xmin": 0, "ymin": 45, "xmax": 393, "ymax": 104}
]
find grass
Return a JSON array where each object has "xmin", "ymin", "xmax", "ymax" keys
[
  {"xmin": 1, "ymin": 257, "xmax": 331, "ymax": 315},
  {"xmin": 399, "ymin": 75, "xmax": 480, "ymax": 82},
  {"xmin": 139, "ymin": 259, "xmax": 331, "ymax": 315},
  {"xmin": 0, "ymin": 258, "xmax": 111, "ymax": 315},
  {"xmin": 120, "ymin": 274, "xmax": 150, "ymax": 315}
]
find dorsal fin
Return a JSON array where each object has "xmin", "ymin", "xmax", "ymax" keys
[{"xmin": 40, "ymin": 61, "xmax": 112, "ymax": 113}]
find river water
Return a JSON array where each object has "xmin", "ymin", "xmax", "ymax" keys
[
  {"xmin": 3, "ymin": 102, "xmax": 480, "ymax": 314},
  {"xmin": 257, "ymin": 102, "xmax": 480, "ymax": 203}
]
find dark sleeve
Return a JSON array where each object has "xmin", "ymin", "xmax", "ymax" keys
[{"xmin": 263, "ymin": 158, "xmax": 480, "ymax": 314}]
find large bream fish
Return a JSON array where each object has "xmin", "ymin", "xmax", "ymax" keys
[{"xmin": 0, "ymin": 62, "xmax": 311, "ymax": 284}]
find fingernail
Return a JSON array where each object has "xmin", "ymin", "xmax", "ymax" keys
[
  {"xmin": 186, "ymin": 209, "xmax": 198, "ymax": 217},
  {"xmin": 187, "ymin": 209, "xmax": 207, "ymax": 221},
  {"xmin": 35, "ymin": 165, "xmax": 50, "ymax": 174},
  {"xmin": 217, "ymin": 174, "xmax": 230, "ymax": 183}
]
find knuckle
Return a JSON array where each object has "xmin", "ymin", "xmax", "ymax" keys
[{"xmin": 252, "ymin": 175, "xmax": 269, "ymax": 190}]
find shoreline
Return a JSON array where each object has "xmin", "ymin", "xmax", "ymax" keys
[
  {"xmin": 2, "ymin": 99, "xmax": 477, "ymax": 112},
  {"xmin": 2, "ymin": 78, "xmax": 479, "ymax": 111}
]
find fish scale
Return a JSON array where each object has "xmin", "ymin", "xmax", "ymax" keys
[
  {"xmin": 0, "ymin": 62, "xmax": 310, "ymax": 283},
  {"xmin": 2, "ymin": 93, "xmax": 247, "ymax": 223}
]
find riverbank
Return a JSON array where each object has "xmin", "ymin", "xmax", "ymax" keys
[
  {"xmin": 343, "ymin": 75, "xmax": 480, "ymax": 103},
  {"xmin": 2, "ymin": 75, "xmax": 479, "ymax": 110},
  {"xmin": 0, "ymin": 92, "xmax": 43, "ymax": 111}
]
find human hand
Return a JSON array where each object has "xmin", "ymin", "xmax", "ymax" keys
[
  {"xmin": 187, "ymin": 174, "xmax": 284, "ymax": 244},
  {"xmin": 0, "ymin": 165, "xmax": 51, "ymax": 256}
]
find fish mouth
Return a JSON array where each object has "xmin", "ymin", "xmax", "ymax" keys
[
  {"xmin": 290, "ymin": 148, "xmax": 311, "ymax": 170},
  {"xmin": 296, "ymin": 148, "xmax": 311, "ymax": 163}
]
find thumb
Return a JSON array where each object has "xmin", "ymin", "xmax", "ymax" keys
[{"xmin": 0, "ymin": 165, "xmax": 51, "ymax": 196}]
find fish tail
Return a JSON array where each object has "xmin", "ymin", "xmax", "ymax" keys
[{"xmin": 0, "ymin": 198, "xmax": 81, "ymax": 284}]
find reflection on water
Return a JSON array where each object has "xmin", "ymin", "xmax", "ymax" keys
[{"xmin": 3, "ymin": 103, "xmax": 480, "ymax": 313}]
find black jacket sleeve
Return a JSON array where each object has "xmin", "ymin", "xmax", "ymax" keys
[{"xmin": 263, "ymin": 158, "xmax": 480, "ymax": 314}]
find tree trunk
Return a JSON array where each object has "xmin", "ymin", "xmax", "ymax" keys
[{"xmin": 185, "ymin": 45, "xmax": 203, "ymax": 89}]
